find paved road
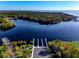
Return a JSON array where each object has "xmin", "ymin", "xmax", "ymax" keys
[{"xmin": 33, "ymin": 47, "xmax": 51, "ymax": 58}]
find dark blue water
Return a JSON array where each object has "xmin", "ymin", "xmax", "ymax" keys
[{"xmin": 0, "ymin": 19, "xmax": 79, "ymax": 41}]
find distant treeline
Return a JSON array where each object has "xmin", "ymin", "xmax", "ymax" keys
[{"xmin": 0, "ymin": 11, "xmax": 77, "ymax": 24}]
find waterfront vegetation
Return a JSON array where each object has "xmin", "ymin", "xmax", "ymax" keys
[
  {"xmin": 0, "ymin": 39, "xmax": 79, "ymax": 58},
  {"xmin": 0, "ymin": 41, "xmax": 32, "ymax": 58},
  {"xmin": 0, "ymin": 18, "xmax": 16, "ymax": 31},
  {"xmin": 0, "ymin": 11, "xmax": 79, "ymax": 58},
  {"xmin": 48, "ymin": 40, "xmax": 79, "ymax": 58},
  {"xmin": 0, "ymin": 11, "xmax": 77, "ymax": 24},
  {"xmin": 0, "ymin": 11, "xmax": 76, "ymax": 30}
]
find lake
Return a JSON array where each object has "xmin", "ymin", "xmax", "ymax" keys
[{"xmin": 0, "ymin": 19, "xmax": 79, "ymax": 42}]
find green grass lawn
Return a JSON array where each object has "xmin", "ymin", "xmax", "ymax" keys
[{"xmin": 65, "ymin": 41, "xmax": 79, "ymax": 48}]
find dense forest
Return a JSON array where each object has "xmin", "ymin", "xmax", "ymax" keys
[
  {"xmin": 0, "ymin": 40, "xmax": 32, "ymax": 58},
  {"xmin": 0, "ymin": 18, "xmax": 16, "ymax": 31},
  {"xmin": 0, "ymin": 11, "xmax": 77, "ymax": 24},
  {"xmin": 48, "ymin": 40, "xmax": 79, "ymax": 58}
]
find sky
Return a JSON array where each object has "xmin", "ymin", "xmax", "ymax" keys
[{"xmin": 0, "ymin": 1, "xmax": 79, "ymax": 10}]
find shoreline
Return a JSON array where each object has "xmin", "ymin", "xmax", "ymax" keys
[{"xmin": 0, "ymin": 11, "xmax": 77, "ymax": 24}]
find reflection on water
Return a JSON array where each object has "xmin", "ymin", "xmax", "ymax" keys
[{"xmin": 0, "ymin": 20, "xmax": 79, "ymax": 41}]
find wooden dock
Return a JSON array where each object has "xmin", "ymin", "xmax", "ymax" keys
[{"xmin": 31, "ymin": 38, "xmax": 51, "ymax": 58}]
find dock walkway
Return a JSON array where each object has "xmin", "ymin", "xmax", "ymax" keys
[{"xmin": 32, "ymin": 38, "xmax": 51, "ymax": 58}]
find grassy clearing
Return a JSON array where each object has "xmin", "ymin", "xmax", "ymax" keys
[{"xmin": 65, "ymin": 41, "xmax": 79, "ymax": 48}]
